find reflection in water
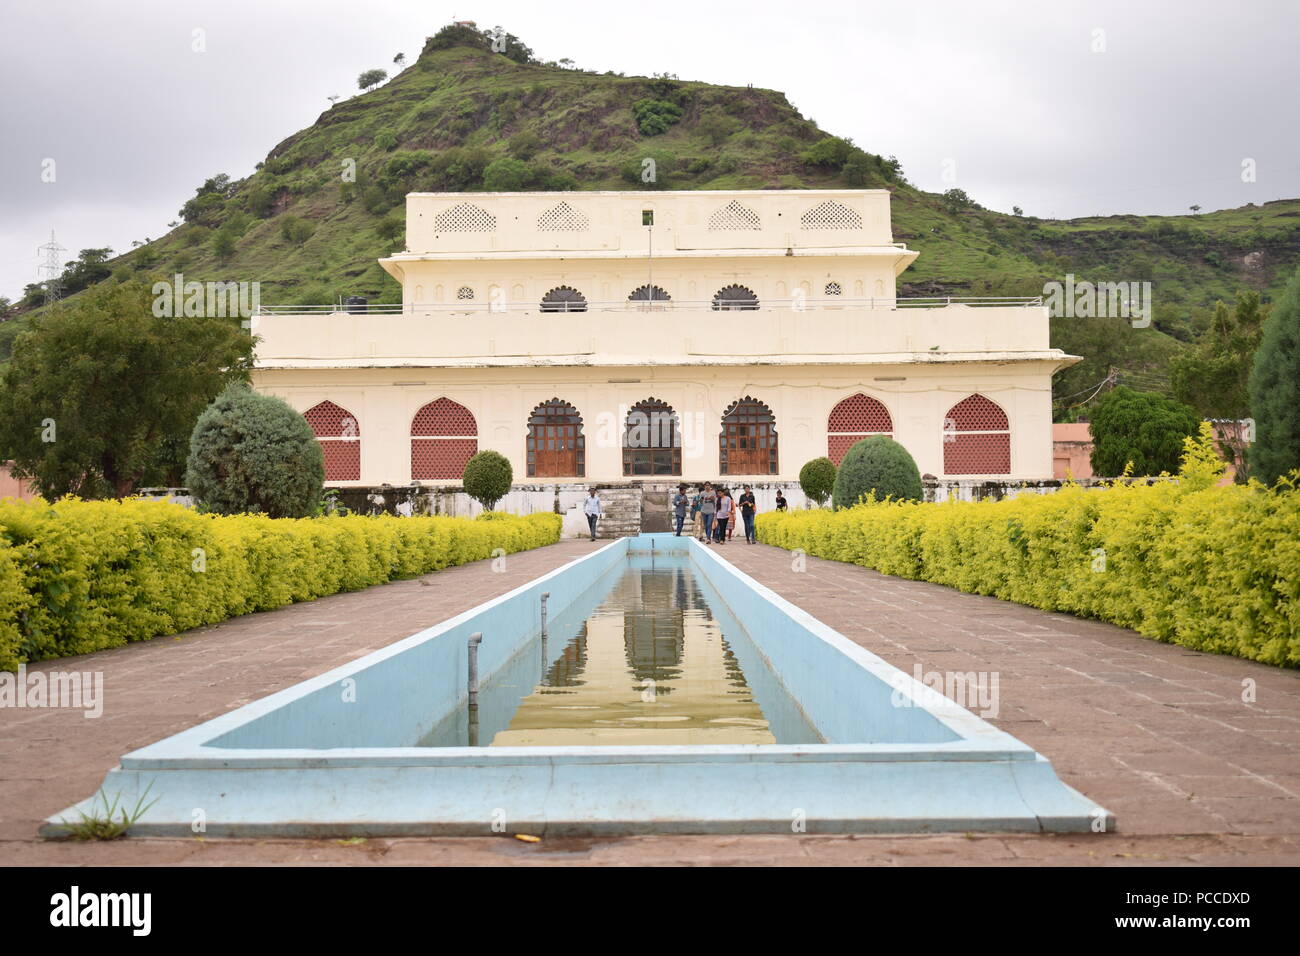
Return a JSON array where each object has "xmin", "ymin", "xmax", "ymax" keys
[{"xmin": 494, "ymin": 566, "xmax": 777, "ymax": 746}]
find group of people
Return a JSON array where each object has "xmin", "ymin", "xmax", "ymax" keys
[
  {"xmin": 583, "ymin": 485, "xmax": 789, "ymax": 542},
  {"xmin": 672, "ymin": 482, "xmax": 784, "ymax": 545}
]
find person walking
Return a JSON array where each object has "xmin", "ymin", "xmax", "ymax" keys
[
  {"xmin": 672, "ymin": 484, "xmax": 690, "ymax": 536},
  {"xmin": 738, "ymin": 485, "xmax": 758, "ymax": 544},
  {"xmin": 714, "ymin": 488, "xmax": 733, "ymax": 544},
  {"xmin": 699, "ymin": 482, "xmax": 717, "ymax": 543},
  {"xmin": 690, "ymin": 486, "xmax": 704, "ymax": 539},
  {"xmin": 584, "ymin": 488, "xmax": 602, "ymax": 541}
]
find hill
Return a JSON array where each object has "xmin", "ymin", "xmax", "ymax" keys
[{"xmin": 6, "ymin": 23, "xmax": 1299, "ymax": 412}]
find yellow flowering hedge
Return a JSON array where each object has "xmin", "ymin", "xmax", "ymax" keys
[
  {"xmin": 757, "ymin": 428, "xmax": 1300, "ymax": 667},
  {"xmin": 0, "ymin": 499, "xmax": 562, "ymax": 670}
]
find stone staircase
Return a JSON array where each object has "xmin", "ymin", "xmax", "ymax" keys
[{"xmin": 594, "ymin": 486, "xmax": 643, "ymax": 538}]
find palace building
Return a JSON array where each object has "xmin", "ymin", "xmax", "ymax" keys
[{"xmin": 249, "ymin": 189, "xmax": 1077, "ymax": 524}]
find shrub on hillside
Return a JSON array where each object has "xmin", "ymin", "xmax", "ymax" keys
[
  {"xmin": 280, "ymin": 215, "xmax": 315, "ymax": 244},
  {"xmin": 463, "ymin": 450, "xmax": 513, "ymax": 511},
  {"xmin": 798, "ymin": 457, "xmax": 836, "ymax": 507},
  {"xmin": 632, "ymin": 98, "xmax": 684, "ymax": 136},
  {"xmin": 831, "ymin": 436, "xmax": 923, "ymax": 508},
  {"xmin": 185, "ymin": 384, "xmax": 324, "ymax": 518},
  {"xmin": 1089, "ymin": 386, "xmax": 1199, "ymax": 477},
  {"xmin": 482, "ymin": 157, "xmax": 531, "ymax": 191}
]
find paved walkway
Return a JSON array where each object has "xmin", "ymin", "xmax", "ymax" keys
[{"xmin": 2, "ymin": 539, "xmax": 1297, "ymax": 865}]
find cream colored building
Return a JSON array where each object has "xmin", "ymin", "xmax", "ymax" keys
[{"xmin": 250, "ymin": 189, "xmax": 1078, "ymax": 496}]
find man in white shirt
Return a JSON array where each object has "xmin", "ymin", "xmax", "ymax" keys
[{"xmin": 583, "ymin": 488, "xmax": 602, "ymax": 540}]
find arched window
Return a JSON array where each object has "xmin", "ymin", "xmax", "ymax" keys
[
  {"xmin": 456, "ymin": 286, "xmax": 474, "ymax": 300},
  {"xmin": 540, "ymin": 286, "xmax": 587, "ymax": 312},
  {"xmin": 623, "ymin": 398, "xmax": 681, "ymax": 476},
  {"xmin": 712, "ymin": 284, "xmax": 759, "ymax": 311},
  {"xmin": 827, "ymin": 394, "xmax": 892, "ymax": 465},
  {"xmin": 628, "ymin": 284, "xmax": 671, "ymax": 303},
  {"xmin": 527, "ymin": 399, "xmax": 584, "ymax": 478},
  {"xmin": 942, "ymin": 394, "xmax": 1010, "ymax": 475},
  {"xmin": 720, "ymin": 397, "xmax": 778, "ymax": 475},
  {"xmin": 411, "ymin": 398, "xmax": 478, "ymax": 480},
  {"xmin": 824, "ymin": 282, "xmax": 842, "ymax": 296},
  {"xmin": 304, "ymin": 401, "xmax": 360, "ymax": 481}
]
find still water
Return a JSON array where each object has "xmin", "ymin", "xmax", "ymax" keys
[{"xmin": 419, "ymin": 555, "xmax": 821, "ymax": 747}]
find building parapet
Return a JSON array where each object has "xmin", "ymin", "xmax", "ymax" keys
[
  {"xmin": 400, "ymin": 189, "xmax": 898, "ymax": 257},
  {"xmin": 253, "ymin": 296, "xmax": 1044, "ymax": 316}
]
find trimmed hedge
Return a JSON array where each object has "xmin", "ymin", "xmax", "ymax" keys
[
  {"xmin": 0, "ymin": 498, "xmax": 562, "ymax": 670},
  {"xmin": 757, "ymin": 432, "xmax": 1300, "ymax": 667}
]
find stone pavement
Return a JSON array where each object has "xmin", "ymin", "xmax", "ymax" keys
[{"xmin": 3, "ymin": 539, "xmax": 1297, "ymax": 866}]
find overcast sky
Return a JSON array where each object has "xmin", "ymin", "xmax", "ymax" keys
[{"xmin": 1, "ymin": 0, "xmax": 1296, "ymax": 300}]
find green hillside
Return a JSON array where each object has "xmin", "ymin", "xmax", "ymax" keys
[{"xmin": 6, "ymin": 23, "xmax": 1299, "ymax": 412}]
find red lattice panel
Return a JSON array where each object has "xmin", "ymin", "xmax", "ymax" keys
[
  {"xmin": 943, "ymin": 434, "xmax": 1011, "ymax": 475},
  {"xmin": 411, "ymin": 399, "xmax": 476, "ymax": 436},
  {"xmin": 304, "ymin": 400, "xmax": 359, "ymax": 438},
  {"xmin": 946, "ymin": 394, "xmax": 1008, "ymax": 432},
  {"xmin": 412, "ymin": 438, "xmax": 478, "ymax": 480},
  {"xmin": 828, "ymin": 394, "xmax": 892, "ymax": 432},
  {"xmin": 320, "ymin": 440, "xmax": 360, "ymax": 481}
]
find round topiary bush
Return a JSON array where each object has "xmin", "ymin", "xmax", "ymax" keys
[
  {"xmin": 798, "ymin": 457, "xmax": 837, "ymax": 507},
  {"xmin": 462, "ymin": 450, "xmax": 513, "ymax": 511},
  {"xmin": 831, "ymin": 436, "xmax": 923, "ymax": 509},
  {"xmin": 185, "ymin": 383, "xmax": 324, "ymax": 518}
]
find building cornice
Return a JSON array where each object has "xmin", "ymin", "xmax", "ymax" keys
[{"xmin": 252, "ymin": 350, "xmax": 1082, "ymax": 371}]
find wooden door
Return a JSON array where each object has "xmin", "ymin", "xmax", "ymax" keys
[
  {"xmin": 531, "ymin": 421, "xmax": 580, "ymax": 477},
  {"xmin": 720, "ymin": 398, "xmax": 778, "ymax": 475},
  {"xmin": 527, "ymin": 400, "xmax": 584, "ymax": 478}
]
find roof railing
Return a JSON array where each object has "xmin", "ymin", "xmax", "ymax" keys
[{"xmin": 252, "ymin": 296, "xmax": 1044, "ymax": 316}]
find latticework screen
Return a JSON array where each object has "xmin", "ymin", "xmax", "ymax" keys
[
  {"xmin": 304, "ymin": 401, "xmax": 360, "ymax": 481},
  {"xmin": 411, "ymin": 399, "xmax": 478, "ymax": 480},
  {"xmin": 942, "ymin": 394, "xmax": 1011, "ymax": 474},
  {"xmin": 537, "ymin": 201, "xmax": 590, "ymax": 231},
  {"xmin": 434, "ymin": 203, "xmax": 496, "ymax": 232},
  {"xmin": 826, "ymin": 394, "xmax": 892, "ymax": 464},
  {"xmin": 800, "ymin": 200, "xmax": 863, "ymax": 230},
  {"xmin": 707, "ymin": 199, "xmax": 762, "ymax": 231}
]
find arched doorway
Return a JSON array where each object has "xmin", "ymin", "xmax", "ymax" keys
[
  {"xmin": 304, "ymin": 400, "xmax": 360, "ymax": 481},
  {"xmin": 942, "ymin": 394, "xmax": 1011, "ymax": 474},
  {"xmin": 827, "ymin": 394, "xmax": 893, "ymax": 464},
  {"xmin": 623, "ymin": 398, "xmax": 681, "ymax": 476},
  {"xmin": 411, "ymin": 398, "xmax": 478, "ymax": 480},
  {"xmin": 527, "ymin": 398, "xmax": 584, "ymax": 478},
  {"xmin": 720, "ymin": 397, "xmax": 778, "ymax": 475}
]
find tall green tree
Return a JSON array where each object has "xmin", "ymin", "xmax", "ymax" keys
[
  {"xmin": 1170, "ymin": 290, "xmax": 1266, "ymax": 477},
  {"xmin": 1088, "ymin": 386, "xmax": 1200, "ymax": 477},
  {"xmin": 1248, "ymin": 264, "xmax": 1300, "ymax": 484},
  {"xmin": 0, "ymin": 282, "xmax": 253, "ymax": 498}
]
